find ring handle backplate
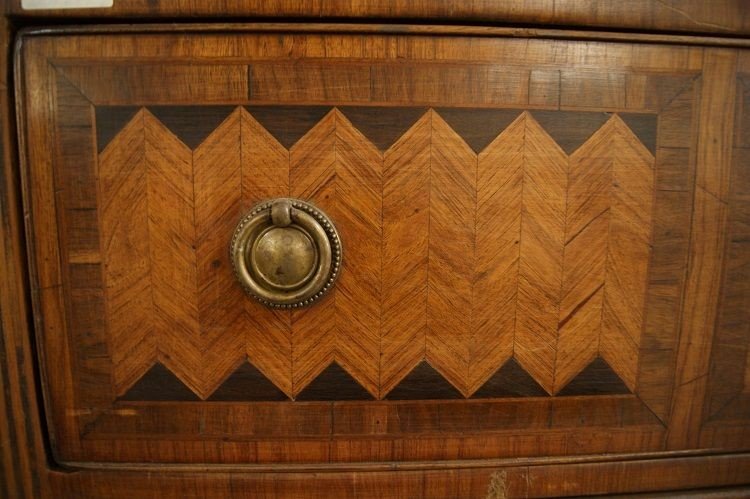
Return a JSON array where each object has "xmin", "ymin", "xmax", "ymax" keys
[{"xmin": 230, "ymin": 198, "xmax": 342, "ymax": 308}]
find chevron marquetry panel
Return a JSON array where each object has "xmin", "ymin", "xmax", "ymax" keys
[
  {"xmin": 427, "ymin": 112, "xmax": 477, "ymax": 397},
  {"xmin": 556, "ymin": 117, "xmax": 655, "ymax": 393},
  {"xmin": 380, "ymin": 113, "xmax": 431, "ymax": 395},
  {"xmin": 143, "ymin": 112, "xmax": 203, "ymax": 395},
  {"xmin": 240, "ymin": 109, "xmax": 294, "ymax": 397},
  {"xmin": 556, "ymin": 121, "xmax": 612, "ymax": 393},
  {"xmin": 514, "ymin": 114, "xmax": 569, "ymax": 395},
  {"xmin": 99, "ymin": 110, "xmax": 157, "ymax": 395},
  {"xmin": 192, "ymin": 109, "xmax": 247, "ymax": 396},
  {"xmin": 600, "ymin": 117, "xmax": 654, "ymax": 391},
  {"xmin": 98, "ymin": 105, "xmax": 657, "ymax": 401},
  {"xmin": 333, "ymin": 111, "xmax": 382, "ymax": 397},
  {"xmin": 289, "ymin": 112, "xmax": 339, "ymax": 395},
  {"xmin": 470, "ymin": 114, "xmax": 523, "ymax": 394}
]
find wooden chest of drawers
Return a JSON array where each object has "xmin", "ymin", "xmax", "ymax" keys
[{"xmin": 2, "ymin": 4, "xmax": 750, "ymax": 498}]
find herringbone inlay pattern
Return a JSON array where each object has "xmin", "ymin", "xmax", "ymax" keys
[{"xmin": 98, "ymin": 106, "xmax": 655, "ymax": 400}]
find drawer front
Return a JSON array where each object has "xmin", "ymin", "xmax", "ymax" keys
[{"xmin": 18, "ymin": 28, "xmax": 749, "ymax": 464}]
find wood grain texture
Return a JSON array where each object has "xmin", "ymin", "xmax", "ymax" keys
[
  {"xmin": 14, "ymin": 28, "xmax": 746, "ymax": 482},
  {"xmin": 0, "ymin": 17, "xmax": 47, "ymax": 498},
  {"xmin": 144, "ymin": 111, "xmax": 202, "ymax": 395},
  {"xmin": 513, "ymin": 113, "xmax": 567, "ymax": 395},
  {"xmin": 192, "ymin": 109, "xmax": 246, "ymax": 396},
  {"xmin": 668, "ymin": 49, "xmax": 739, "ymax": 449},
  {"xmin": 600, "ymin": 116, "xmax": 654, "ymax": 391},
  {"xmin": 380, "ymin": 112, "xmax": 430, "ymax": 395},
  {"xmin": 34, "ymin": 453, "xmax": 750, "ymax": 499},
  {"xmin": 93, "ymin": 105, "xmax": 661, "ymax": 404},
  {"xmin": 289, "ymin": 112, "xmax": 338, "ymax": 395},
  {"xmin": 8, "ymin": 1, "xmax": 750, "ymax": 37},
  {"xmin": 47, "ymin": 38, "xmax": 705, "ymax": 110},
  {"xmin": 16, "ymin": 452, "xmax": 737, "ymax": 498},
  {"xmin": 471, "ymin": 114, "xmax": 523, "ymax": 394},
  {"xmin": 38, "ymin": 101, "xmax": 680, "ymax": 464},
  {"xmin": 332, "ymin": 110, "xmax": 382, "ymax": 398},
  {"xmin": 53, "ymin": 74, "xmax": 113, "ymax": 425},
  {"xmin": 557, "ymin": 121, "xmax": 612, "ymax": 393},
  {"xmin": 98, "ymin": 110, "xmax": 157, "ymax": 395},
  {"xmin": 56, "ymin": 64, "xmax": 249, "ymax": 105},
  {"xmin": 704, "ymin": 76, "xmax": 750, "ymax": 434},
  {"xmin": 240, "ymin": 109, "xmax": 294, "ymax": 397},
  {"xmin": 80, "ymin": 394, "xmax": 664, "ymax": 461},
  {"xmin": 427, "ymin": 111, "xmax": 476, "ymax": 397},
  {"xmin": 635, "ymin": 79, "xmax": 698, "ymax": 422}
]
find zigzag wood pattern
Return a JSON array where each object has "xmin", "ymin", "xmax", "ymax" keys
[
  {"xmin": 143, "ymin": 111, "xmax": 204, "ymax": 396},
  {"xmin": 192, "ymin": 109, "xmax": 247, "ymax": 396},
  {"xmin": 289, "ymin": 112, "xmax": 339, "ymax": 395},
  {"xmin": 101, "ymin": 109, "xmax": 270, "ymax": 398},
  {"xmin": 119, "ymin": 352, "xmax": 619, "ymax": 401},
  {"xmin": 380, "ymin": 112, "xmax": 431, "ymax": 396},
  {"xmin": 99, "ymin": 110, "xmax": 157, "ymax": 395},
  {"xmin": 247, "ymin": 109, "xmax": 386, "ymax": 398},
  {"xmin": 240, "ymin": 109, "xmax": 294, "ymax": 398},
  {"xmin": 556, "ymin": 118, "xmax": 617, "ymax": 393},
  {"xmin": 100, "ymin": 105, "xmax": 655, "ymax": 401},
  {"xmin": 556, "ymin": 116, "xmax": 654, "ymax": 393},
  {"xmin": 599, "ymin": 116, "xmax": 654, "ymax": 390},
  {"xmin": 427, "ymin": 111, "xmax": 476, "ymax": 397},
  {"xmin": 470, "ymin": 114, "xmax": 523, "ymax": 394},
  {"xmin": 332, "ymin": 111, "xmax": 382, "ymax": 397},
  {"xmin": 513, "ymin": 112, "xmax": 568, "ymax": 395}
]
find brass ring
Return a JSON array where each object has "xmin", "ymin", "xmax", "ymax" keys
[{"xmin": 230, "ymin": 198, "xmax": 342, "ymax": 308}]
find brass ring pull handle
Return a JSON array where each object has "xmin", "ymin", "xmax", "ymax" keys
[{"xmin": 231, "ymin": 198, "xmax": 342, "ymax": 308}]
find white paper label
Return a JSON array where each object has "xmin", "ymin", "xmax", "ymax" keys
[{"xmin": 22, "ymin": 0, "xmax": 113, "ymax": 9}]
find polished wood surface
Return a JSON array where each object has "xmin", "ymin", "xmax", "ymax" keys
[
  {"xmin": 42, "ymin": 454, "xmax": 750, "ymax": 498},
  {"xmin": 0, "ymin": 16, "xmax": 45, "ymax": 499},
  {"xmin": 700, "ymin": 57, "xmax": 750, "ymax": 453},
  {"xmin": 5, "ymin": 0, "xmax": 750, "ymax": 37},
  {"xmin": 668, "ymin": 48, "xmax": 739, "ymax": 450},
  {"xmin": 2, "ymin": 18, "xmax": 750, "ymax": 499},
  {"xmin": 91, "ymin": 106, "xmax": 655, "ymax": 400}
]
